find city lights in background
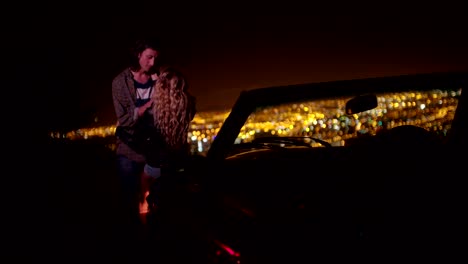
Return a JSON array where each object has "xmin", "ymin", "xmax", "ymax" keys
[{"xmin": 49, "ymin": 90, "xmax": 460, "ymax": 156}]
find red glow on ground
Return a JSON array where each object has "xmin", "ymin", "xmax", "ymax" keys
[{"xmin": 214, "ymin": 240, "xmax": 240, "ymax": 257}]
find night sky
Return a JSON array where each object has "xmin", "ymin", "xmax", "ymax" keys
[{"xmin": 30, "ymin": 2, "xmax": 468, "ymax": 131}]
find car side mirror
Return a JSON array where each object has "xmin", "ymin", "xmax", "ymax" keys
[{"xmin": 345, "ymin": 94, "xmax": 378, "ymax": 114}]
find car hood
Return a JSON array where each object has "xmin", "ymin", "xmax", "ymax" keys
[
  {"xmin": 202, "ymin": 147, "xmax": 350, "ymax": 220},
  {"xmin": 197, "ymin": 140, "xmax": 450, "ymax": 223}
]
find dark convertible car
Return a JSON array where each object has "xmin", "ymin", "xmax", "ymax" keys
[{"xmin": 148, "ymin": 72, "xmax": 468, "ymax": 263}]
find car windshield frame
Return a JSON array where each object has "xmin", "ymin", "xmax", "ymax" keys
[{"xmin": 207, "ymin": 72, "xmax": 468, "ymax": 160}]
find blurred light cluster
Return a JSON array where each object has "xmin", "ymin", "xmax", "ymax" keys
[{"xmin": 50, "ymin": 89, "xmax": 461, "ymax": 155}]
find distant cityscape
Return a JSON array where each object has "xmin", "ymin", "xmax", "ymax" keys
[
  {"xmin": 50, "ymin": 90, "xmax": 460, "ymax": 156},
  {"xmin": 49, "ymin": 110, "xmax": 231, "ymax": 155}
]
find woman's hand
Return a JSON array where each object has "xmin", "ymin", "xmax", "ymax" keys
[{"xmin": 138, "ymin": 98, "xmax": 154, "ymax": 117}]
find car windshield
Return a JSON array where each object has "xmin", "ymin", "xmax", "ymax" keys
[
  {"xmin": 206, "ymin": 72, "xmax": 467, "ymax": 159},
  {"xmin": 233, "ymin": 88, "xmax": 461, "ymax": 148}
]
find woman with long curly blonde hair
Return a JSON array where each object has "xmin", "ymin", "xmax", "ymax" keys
[
  {"xmin": 139, "ymin": 67, "xmax": 196, "ymax": 215},
  {"xmin": 151, "ymin": 67, "xmax": 196, "ymax": 150}
]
